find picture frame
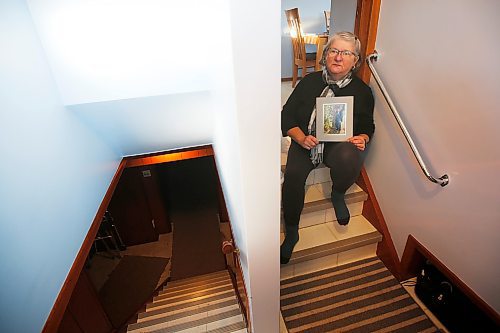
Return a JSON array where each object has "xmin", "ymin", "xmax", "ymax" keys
[{"xmin": 315, "ymin": 96, "xmax": 353, "ymax": 142}]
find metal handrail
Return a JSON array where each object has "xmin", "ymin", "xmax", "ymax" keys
[{"xmin": 366, "ymin": 52, "xmax": 449, "ymax": 187}]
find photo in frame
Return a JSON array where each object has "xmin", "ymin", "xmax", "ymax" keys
[{"xmin": 316, "ymin": 96, "xmax": 353, "ymax": 141}]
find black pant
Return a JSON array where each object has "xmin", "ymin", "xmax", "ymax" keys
[{"xmin": 282, "ymin": 141, "xmax": 367, "ymax": 228}]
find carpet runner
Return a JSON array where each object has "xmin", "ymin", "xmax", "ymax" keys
[
  {"xmin": 159, "ymin": 156, "xmax": 226, "ymax": 281},
  {"xmin": 281, "ymin": 256, "xmax": 439, "ymax": 333}
]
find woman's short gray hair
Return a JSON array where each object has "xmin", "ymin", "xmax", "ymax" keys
[{"xmin": 321, "ymin": 31, "xmax": 362, "ymax": 70}]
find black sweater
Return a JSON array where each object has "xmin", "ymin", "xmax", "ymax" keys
[{"xmin": 281, "ymin": 71, "xmax": 375, "ymax": 139}]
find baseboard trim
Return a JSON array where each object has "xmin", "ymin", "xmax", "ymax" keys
[
  {"xmin": 357, "ymin": 168, "xmax": 401, "ymax": 279},
  {"xmin": 401, "ymin": 235, "xmax": 500, "ymax": 326},
  {"xmin": 42, "ymin": 159, "xmax": 127, "ymax": 333}
]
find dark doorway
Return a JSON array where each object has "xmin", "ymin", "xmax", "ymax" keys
[{"xmin": 157, "ymin": 156, "xmax": 226, "ymax": 280}]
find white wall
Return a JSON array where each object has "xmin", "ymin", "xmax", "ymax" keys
[
  {"xmin": 365, "ymin": 0, "xmax": 500, "ymax": 312},
  {"xmin": 213, "ymin": 2, "xmax": 281, "ymax": 331},
  {"xmin": 281, "ymin": 0, "xmax": 330, "ymax": 78},
  {"xmin": 1, "ymin": 0, "xmax": 280, "ymax": 331},
  {"xmin": 330, "ymin": 0, "xmax": 357, "ymax": 34},
  {"xmin": 0, "ymin": 1, "xmax": 120, "ymax": 331}
]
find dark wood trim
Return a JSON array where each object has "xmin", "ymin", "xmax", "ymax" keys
[
  {"xmin": 281, "ymin": 77, "xmax": 293, "ymax": 82},
  {"xmin": 124, "ymin": 145, "xmax": 213, "ymax": 168},
  {"xmin": 354, "ymin": 0, "xmax": 381, "ymax": 84},
  {"xmin": 401, "ymin": 235, "xmax": 500, "ymax": 326},
  {"xmin": 400, "ymin": 234, "xmax": 427, "ymax": 281},
  {"xmin": 42, "ymin": 160, "xmax": 127, "ymax": 333},
  {"xmin": 234, "ymin": 253, "xmax": 251, "ymax": 333},
  {"xmin": 356, "ymin": 168, "xmax": 400, "ymax": 279}
]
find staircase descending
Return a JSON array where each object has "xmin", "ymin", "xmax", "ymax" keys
[
  {"xmin": 128, "ymin": 270, "xmax": 247, "ymax": 333},
  {"xmin": 280, "ymin": 138, "xmax": 383, "ymax": 280}
]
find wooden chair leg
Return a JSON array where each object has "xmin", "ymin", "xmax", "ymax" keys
[{"xmin": 292, "ymin": 64, "xmax": 298, "ymax": 88}]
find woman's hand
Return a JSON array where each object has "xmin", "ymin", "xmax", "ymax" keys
[
  {"xmin": 348, "ymin": 135, "xmax": 369, "ymax": 151},
  {"xmin": 299, "ymin": 135, "xmax": 319, "ymax": 150},
  {"xmin": 287, "ymin": 127, "xmax": 319, "ymax": 150}
]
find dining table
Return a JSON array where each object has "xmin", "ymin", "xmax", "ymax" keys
[{"xmin": 302, "ymin": 33, "xmax": 329, "ymax": 70}]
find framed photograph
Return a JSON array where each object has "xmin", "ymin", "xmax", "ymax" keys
[{"xmin": 316, "ymin": 96, "xmax": 353, "ymax": 142}]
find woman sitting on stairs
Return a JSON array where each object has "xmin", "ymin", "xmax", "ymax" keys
[{"xmin": 280, "ymin": 31, "xmax": 375, "ymax": 264}]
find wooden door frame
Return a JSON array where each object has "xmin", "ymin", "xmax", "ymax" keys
[{"xmin": 354, "ymin": 0, "xmax": 381, "ymax": 84}]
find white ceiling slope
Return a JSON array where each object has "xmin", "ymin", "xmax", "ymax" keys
[
  {"xmin": 27, "ymin": 0, "xmax": 226, "ymax": 156},
  {"xmin": 27, "ymin": 0, "xmax": 221, "ymax": 105},
  {"xmin": 68, "ymin": 90, "xmax": 215, "ymax": 157}
]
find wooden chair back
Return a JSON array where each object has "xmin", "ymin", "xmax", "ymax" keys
[
  {"xmin": 285, "ymin": 8, "xmax": 307, "ymax": 63},
  {"xmin": 324, "ymin": 10, "xmax": 331, "ymax": 34}
]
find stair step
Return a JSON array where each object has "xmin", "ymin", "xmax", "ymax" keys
[
  {"xmin": 164, "ymin": 273, "xmax": 231, "ymax": 294},
  {"xmin": 154, "ymin": 282, "xmax": 234, "ymax": 303},
  {"xmin": 281, "ymin": 184, "xmax": 368, "ymax": 232},
  {"xmin": 128, "ymin": 303, "xmax": 242, "ymax": 332},
  {"xmin": 167, "ymin": 270, "xmax": 229, "ymax": 288},
  {"xmin": 280, "ymin": 215, "xmax": 382, "ymax": 280},
  {"xmin": 139, "ymin": 297, "xmax": 238, "ymax": 323},
  {"xmin": 147, "ymin": 289, "xmax": 237, "ymax": 312},
  {"xmin": 159, "ymin": 277, "xmax": 232, "ymax": 299},
  {"xmin": 281, "ymin": 183, "xmax": 367, "ymax": 232}
]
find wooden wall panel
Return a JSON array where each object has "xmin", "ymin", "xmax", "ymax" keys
[
  {"xmin": 139, "ymin": 165, "xmax": 171, "ymax": 234},
  {"xmin": 107, "ymin": 167, "xmax": 158, "ymax": 246}
]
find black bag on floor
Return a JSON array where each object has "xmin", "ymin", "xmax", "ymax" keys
[{"xmin": 415, "ymin": 260, "xmax": 499, "ymax": 332}]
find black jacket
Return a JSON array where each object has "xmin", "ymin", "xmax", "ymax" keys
[{"xmin": 281, "ymin": 71, "xmax": 375, "ymax": 139}]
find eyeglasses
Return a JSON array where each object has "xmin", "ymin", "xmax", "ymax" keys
[{"xmin": 327, "ymin": 48, "xmax": 357, "ymax": 57}]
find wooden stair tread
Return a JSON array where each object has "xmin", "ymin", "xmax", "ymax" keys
[
  {"xmin": 167, "ymin": 270, "xmax": 229, "ymax": 287},
  {"xmin": 147, "ymin": 289, "xmax": 236, "ymax": 312},
  {"xmin": 129, "ymin": 303, "xmax": 241, "ymax": 332},
  {"xmin": 154, "ymin": 282, "xmax": 233, "ymax": 303},
  {"xmin": 160, "ymin": 274, "xmax": 231, "ymax": 295},
  {"xmin": 130, "ymin": 268, "xmax": 247, "ymax": 332}
]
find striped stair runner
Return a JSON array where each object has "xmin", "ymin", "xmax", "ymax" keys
[
  {"xmin": 128, "ymin": 270, "xmax": 247, "ymax": 333},
  {"xmin": 281, "ymin": 256, "xmax": 440, "ymax": 333}
]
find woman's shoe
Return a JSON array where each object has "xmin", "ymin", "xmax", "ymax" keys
[
  {"xmin": 332, "ymin": 190, "xmax": 350, "ymax": 225},
  {"xmin": 280, "ymin": 225, "xmax": 299, "ymax": 264}
]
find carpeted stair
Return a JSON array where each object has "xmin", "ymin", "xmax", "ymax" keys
[
  {"xmin": 127, "ymin": 270, "xmax": 247, "ymax": 333},
  {"xmin": 280, "ymin": 256, "xmax": 440, "ymax": 333}
]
